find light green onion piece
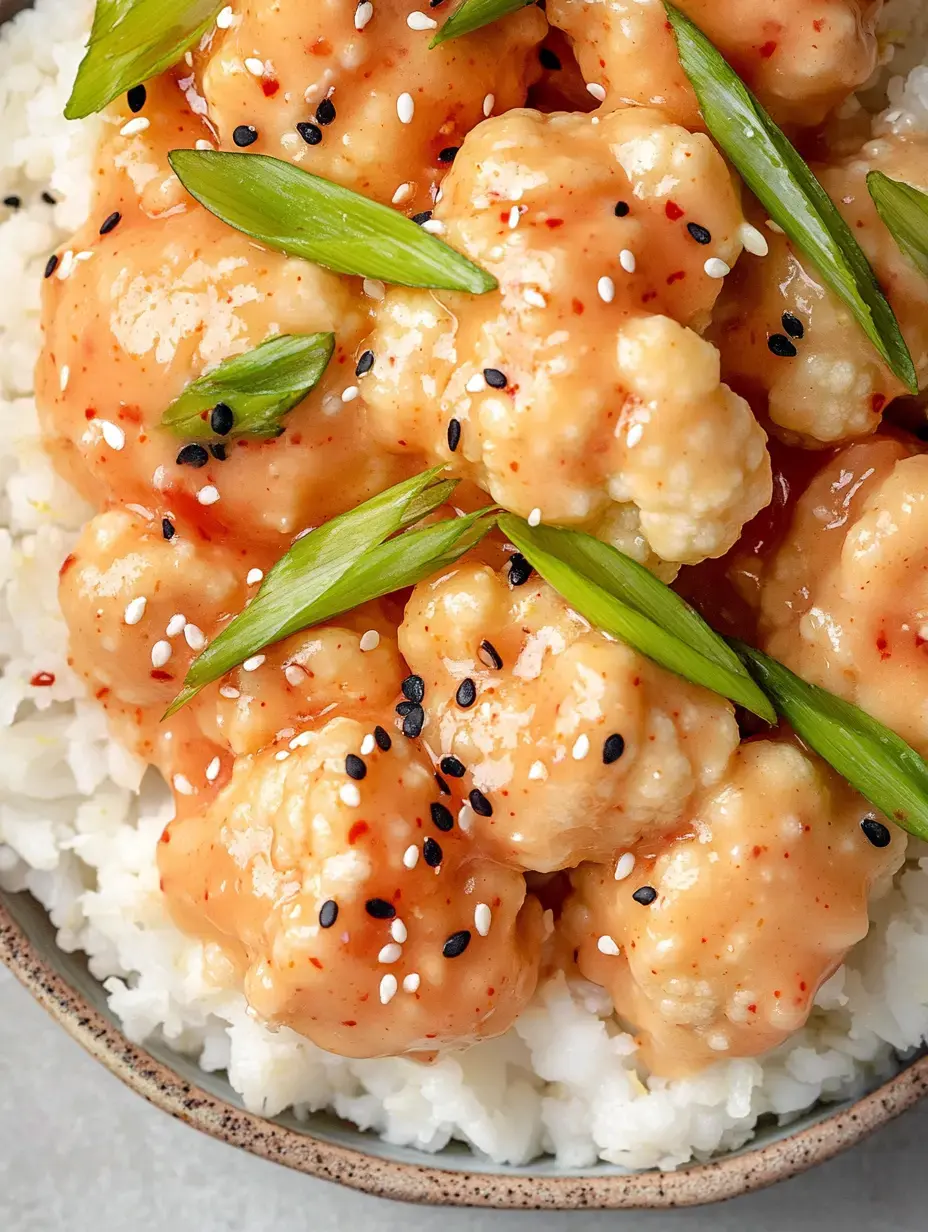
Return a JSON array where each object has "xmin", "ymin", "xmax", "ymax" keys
[
  {"xmin": 168, "ymin": 151, "xmax": 497, "ymax": 294},
  {"xmin": 430, "ymin": 0, "xmax": 536, "ymax": 47},
  {"xmin": 665, "ymin": 3, "xmax": 917, "ymax": 394},
  {"xmin": 733, "ymin": 641, "xmax": 928, "ymax": 841},
  {"xmin": 160, "ymin": 333, "xmax": 335, "ymax": 441},
  {"xmin": 498, "ymin": 514, "xmax": 774, "ymax": 722},
  {"xmin": 868, "ymin": 170, "xmax": 928, "ymax": 281},
  {"xmin": 66, "ymin": 0, "xmax": 222, "ymax": 120}
]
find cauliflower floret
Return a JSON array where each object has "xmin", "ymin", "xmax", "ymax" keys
[
  {"xmin": 195, "ymin": 0, "xmax": 547, "ymax": 210},
  {"xmin": 158, "ymin": 715, "xmax": 543, "ymax": 1057},
  {"xmin": 760, "ymin": 438, "xmax": 928, "ymax": 755},
  {"xmin": 547, "ymin": 0, "xmax": 881, "ymax": 129},
  {"xmin": 366, "ymin": 108, "xmax": 771, "ymax": 566},
  {"xmin": 711, "ymin": 135, "xmax": 928, "ymax": 446},
  {"xmin": 398, "ymin": 561, "xmax": 740, "ymax": 872},
  {"xmin": 563, "ymin": 740, "xmax": 904, "ymax": 1075}
]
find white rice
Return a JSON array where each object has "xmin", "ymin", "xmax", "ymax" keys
[{"xmin": 3, "ymin": 0, "xmax": 928, "ymax": 1173}]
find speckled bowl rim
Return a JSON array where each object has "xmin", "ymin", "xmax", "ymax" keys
[{"xmin": 2, "ymin": 898, "xmax": 927, "ymax": 1208}]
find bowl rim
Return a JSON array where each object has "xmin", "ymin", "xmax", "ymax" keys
[{"xmin": 3, "ymin": 898, "xmax": 928, "ymax": 1209}]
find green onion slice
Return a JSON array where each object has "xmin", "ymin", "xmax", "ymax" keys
[
  {"xmin": 168, "ymin": 151, "xmax": 497, "ymax": 294},
  {"xmin": 665, "ymin": 3, "xmax": 917, "ymax": 394},
  {"xmin": 498, "ymin": 514, "xmax": 775, "ymax": 722},
  {"xmin": 868, "ymin": 170, "xmax": 928, "ymax": 281},
  {"xmin": 160, "ymin": 333, "xmax": 335, "ymax": 441},
  {"xmin": 66, "ymin": 0, "xmax": 222, "ymax": 120},
  {"xmin": 430, "ymin": 0, "xmax": 536, "ymax": 47},
  {"xmin": 733, "ymin": 641, "xmax": 928, "ymax": 841}
]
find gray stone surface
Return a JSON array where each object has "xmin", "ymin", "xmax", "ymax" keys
[{"xmin": 1, "ymin": 964, "xmax": 924, "ymax": 1231}]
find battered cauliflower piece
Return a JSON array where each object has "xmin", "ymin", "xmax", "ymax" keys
[
  {"xmin": 399, "ymin": 561, "xmax": 740, "ymax": 872},
  {"xmin": 711, "ymin": 135, "xmax": 928, "ymax": 445},
  {"xmin": 547, "ymin": 0, "xmax": 882, "ymax": 129},
  {"xmin": 365, "ymin": 108, "xmax": 771, "ymax": 566},
  {"xmin": 158, "ymin": 715, "xmax": 543, "ymax": 1057},
  {"xmin": 564, "ymin": 741, "xmax": 904, "ymax": 1075},
  {"xmin": 195, "ymin": 0, "xmax": 547, "ymax": 209},
  {"xmin": 759, "ymin": 438, "xmax": 928, "ymax": 756}
]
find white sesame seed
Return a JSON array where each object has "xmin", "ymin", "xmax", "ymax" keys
[
  {"xmin": 195, "ymin": 139, "xmax": 215, "ymax": 151},
  {"xmin": 166, "ymin": 614, "xmax": 187, "ymax": 638},
  {"xmin": 465, "ymin": 373, "xmax": 486, "ymax": 393},
  {"xmin": 56, "ymin": 250, "xmax": 74, "ymax": 280},
  {"xmin": 402, "ymin": 973, "xmax": 421, "ymax": 993},
  {"xmin": 379, "ymin": 973, "xmax": 398, "ymax": 1005},
  {"xmin": 597, "ymin": 935, "xmax": 621, "ymax": 956},
  {"xmin": 289, "ymin": 731, "xmax": 312, "ymax": 749},
  {"xmin": 219, "ymin": 685, "xmax": 241, "ymax": 700},
  {"xmin": 244, "ymin": 56, "xmax": 265, "ymax": 75},
  {"xmin": 403, "ymin": 844, "xmax": 420, "ymax": 869},
  {"xmin": 100, "ymin": 420, "xmax": 125, "ymax": 450},
  {"xmin": 354, "ymin": 1, "xmax": 373, "ymax": 30},
  {"xmin": 392, "ymin": 182, "xmax": 414, "ymax": 204},
  {"xmin": 206, "ymin": 756, "xmax": 221, "ymax": 782},
  {"xmin": 242, "ymin": 654, "xmax": 266, "ymax": 672},
  {"xmin": 483, "ymin": 93, "xmax": 495, "ymax": 117},
  {"xmin": 124, "ymin": 597, "xmax": 147, "ymax": 626},
  {"xmin": 572, "ymin": 733, "xmax": 591, "ymax": 760},
  {"xmin": 173, "ymin": 774, "xmax": 195, "ymax": 796},
  {"xmin": 390, "ymin": 918, "xmax": 407, "ymax": 944},
  {"xmin": 197, "ymin": 485, "xmax": 220, "ymax": 506},
  {"xmin": 151, "ymin": 640, "xmax": 172, "ymax": 668},
  {"xmin": 363, "ymin": 277, "xmax": 385, "ymax": 300},
  {"xmin": 597, "ymin": 275, "xmax": 615, "ymax": 303},
  {"xmin": 246, "ymin": 568, "xmax": 264, "ymax": 585},
  {"xmin": 614, "ymin": 851, "xmax": 636, "ymax": 881},
  {"xmin": 421, "ymin": 219, "xmax": 446, "ymax": 235},
  {"xmin": 457, "ymin": 804, "xmax": 474, "ymax": 833},
  {"xmin": 361, "ymin": 733, "xmax": 376, "ymax": 756},
  {"xmin": 407, "ymin": 10, "xmax": 437, "ymax": 29},
  {"xmin": 275, "ymin": 749, "xmax": 290, "ymax": 762},
  {"xmin": 738, "ymin": 222, "xmax": 769, "ymax": 257},
  {"xmin": 523, "ymin": 288, "xmax": 546, "ymax": 309},
  {"xmin": 359, "ymin": 629, "xmax": 380, "ymax": 652},
  {"xmin": 341, "ymin": 385, "xmax": 359, "ymax": 403},
  {"xmin": 59, "ymin": 364, "xmax": 70, "ymax": 392},
  {"xmin": 587, "ymin": 82, "xmax": 607, "ymax": 102},
  {"xmin": 474, "ymin": 903, "xmax": 492, "ymax": 937},
  {"xmin": 619, "ymin": 249, "xmax": 637, "ymax": 274},
  {"xmin": 339, "ymin": 783, "xmax": 361, "ymax": 807},
  {"xmin": 528, "ymin": 760, "xmax": 547, "ymax": 781},
  {"xmin": 704, "ymin": 257, "xmax": 731, "ymax": 279},
  {"xmin": 378, "ymin": 942, "xmax": 403, "ymax": 964},
  {"xmin": 528, "ymin": 508, "xmax": 542, "ymax": 527},
  {"xmin": 507, "ymin": 205, "xmax": 521, "ymax": 229},
  {"xmin": 216, "ymin": 5, "xmax": 234, "ymax": 28},
  {"xmin": 120, "ymin": 117, "xmax": 150, "ymax": 137},
  {"xmin": 184, "ymin": 623, "xmax": 207, "ymax": 651},
  {"xmin": 397, "ymin": 92, "xmax": 415, "ymax": 125}
]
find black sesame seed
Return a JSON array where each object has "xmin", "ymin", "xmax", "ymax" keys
[
  {"xmin": 176, "ymin": 443, "xmax": 210, "ymax": 468},
  {"xmin": 209, "ymin": 442, "xmax": 227, "ymax": 461},
  {"xmin": 374, "ymin": 725, "xmax": 392, "ymax": 751},
  {"xmin": 43, "ymin": 254, "xmax": 59, "ymax": 279},
  {"xmin": 403, "ymin": 704, "xmax": 425, "ymax": 739},
  {"xmin": 860, "ymin": 815, "xmax": 891, "ymax": 848},
  {"xmin": 508, "ymin": 553, "xmax": 533, "ymax": 587},
  {"xmin": 603, "ymin": 733, "xmax": 626, "ymax": 765},
  {"xmin": 99, "ymin": 211, "xmax": 121, "ymax": 235},
  {"xmin": 355, "ymin": 349, "xmax": 375, "ymax": 377},
  {"xmin": 319, "ymin": 899, "xmax": 338, "ymax": 928},
  {"xmin": 412, "ymin": 210, "xmax": 433, "ymax": 226},
  {"xmin": 430, "ymin": 802, "xmax": 454, "ymax": 832},
  {"xmin": 429, "ymin": 0, "xmax": 445, "ymax": 6},
  {"xmin": 41, "ymin": 191, "xmax": 56, "ymax": 205},
  {"xmin": 345, "ymin": 754, "xmax": 367, "ymax": 781},
  {"xmin": 447, "ymin": 417, "xmax": 461, "ymax": 452},
  {"xmin": 483, "ymin": 367, "xmax": 507, "ymax": 389},
  {"xmin": 297, "ymin": 121, "xmax": 323, "ymax": 146},
  {"xmin": 438, "ymin": 146, "xmax": 459, "ymax": 164},
  {"xmin": 781, "ymin": 311, "xmax": 804, "ymax": 340},
  {"xmin": 402, "ymin": 674, "xmax": 425, "ymax": 703},
  {"xmin": 315, "ymin": 98, "xmax": 336, "ymax": 126},
  {"xmin": 423, "ymin": 836, "xmax": 443, "ymax": 867},
  {"xmin": 456, "ymin": 678, "xmax": 477, "ymax": 708},
  {"xmin": 162, "ymin": 517, "xmax": 176, "ymax": 540},
  {"xmin": 396, "ymin": 700, "xmax": 415, "ymax": 717},
  {"xmin": 233, "ymin": 125, "xmax": 259, "ymax": 148},
  {"xmin": 439, "ymin": 755, "xmax": 466, "ymax": 779},
  {"xmin": 614, "ymin": 201, "xmax": 630, "ymax": 218},
  {"xmin": 210, "ymin": 402, "xmax": 235, "ymax": 435},
  {"xmin": 442, "ymin": 930, "xmax": 471, "ymax": 958},
  {"xmin": 478, "ymin": 640, "xmax": 502, "ymax": 670},
  {"xmin": 365, "ymin": 897, "xmax": 396, "ymax": 920},
  {"xmin": 469, "ymin": 788, "xmax": 492, "ymax": 817},
  {"xmin": 434, "ymin": 773, "xmax": 451, "ymax": 796},
  {"xmin": 539, "ymin": 46, "xmax": 562, "ymax": 70},
  {"xmin": 632, "ymin": 886, "xmax": 658, "ymax": 906},
  {"xmin": 127, "ymin": 84, "xmax": 147, "ymax": 114},
  {"xmin": 3, "ymin": 195, "xmax": 21, "ymax": 209},
  {"xmin": 686, "ymin": 222, "xmax": 712, "ymax": 245},
  {"xmin": 767, "ymin": 333, "xmax": 797, "ymax": 358}
]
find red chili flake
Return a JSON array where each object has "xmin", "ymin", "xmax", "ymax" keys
[
  {"xmin": 348, "ymin": 819, "xmax": 370, "ymax": 844},
  {"xmin": 774, "ymin": 990, "xmax": 782, "ymax": 998},
  {"xmin": 759, "ymin": 40, "xmax": 777, "ymax": 58},
  {"xmin": 571, "ymin": 298, "xmax": 585, "ymax": 315},
  {"xmin": 30, "ymin": 671, "xmax": 55, "ymax": 687},
  {"xmin": 309, "ymin": 957, "xmax": 323, "ymax": 969},
  {"xmin": 545, "ymin": 218, "xmax": 564, "ymax": 229},
  {"xmin": 160, "ymin": 829, "xmax": 170, "ymax": 843},
  {"xmin": 150, "ymin": 669, "xmax": 173, "ymax": 681},
  {"xmin": 747, "ymin": 1003, "xmax": 757, "ymax": 1013},
  {"xmin": 871, "ymin": 393, "xmax": 887, "ymax": 414},
  {"xmin": 94, "ymin": 687, "xmax": 110, "ymax": 700},
  {"xmin": 666, "ymin": 270, "xmax": 686, "ymax": 284},
  {"xmin": 84, "ymin": 408, "xmax": 96, "ymax": 420},
  {"xmin": 310, "ymin": 37, "xmax": 332, "ymax": 55},
  {"xmin": 799, "ymin": 981, "xmax": 807, "ymax": 992},
  {"xmin": 813, "ymin": 18, "xmax": 824, "ymax": 31},
  {"xmin": 665, "ymin": 201, "xmax": 684, "ymax": 221},
  {"xmin": 59, "ymin": 553, "xmax": 76, "ymax": 577},
  {"xmin": 262, "ymin": 77, "xmax": 280, "ymax": 97},
  {"xmin": 341, "ymin": 1020, "xmax": 357, "ymax": 1027},
  {"xmin": 876, "ymin": 632, "xmax": 890, "ymax": 660}
]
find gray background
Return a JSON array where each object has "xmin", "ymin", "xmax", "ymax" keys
[{"xmin": 0, "ymin": 967, "xmax": 923, "ymax": 1231}]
